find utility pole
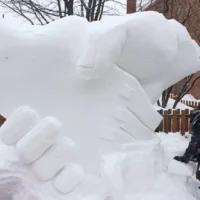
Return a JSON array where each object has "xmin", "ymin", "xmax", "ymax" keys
[{"xmin": 127, "ymin": 0, "xmax": 136, "ymax": 14}]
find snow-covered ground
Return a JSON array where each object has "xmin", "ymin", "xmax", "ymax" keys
[
  {"xmin": 125, "ymin": 133, "xmax": 198, "ymax": 200},
  {"xmin": 153, "ymin": 132, "xmax": 200, "ymax": 200}
]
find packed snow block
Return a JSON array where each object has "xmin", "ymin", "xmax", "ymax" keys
[
  {"xmin": 167, "ymin": 159, "xmax": 196, "ymax": 177},
  {"xmin": 53, "ymin": 164, "xmax": 84, "ymax": 193},
  {"xmin": 16, "ymin": 117, "xmax": 62, "ymax": 163},
  {"xmin": 0, "ymin": 106, "xmax": 39, "ymax": 145},
  {"xmin": 121, "ymin": 139, "xmax": 164, "ymax": 194},
  {"xmin": 31, "ymin": 137, "xmax": 76, "ymax": 181}
]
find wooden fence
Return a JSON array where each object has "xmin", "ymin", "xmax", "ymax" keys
[{"xmin": 157, "ymin": 109, "xmax": 193, "ymax": 135}]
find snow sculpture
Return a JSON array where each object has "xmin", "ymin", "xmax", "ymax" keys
[{"xmin": 0, "ymin": 11, "xmax": 198, "ymax": 200}]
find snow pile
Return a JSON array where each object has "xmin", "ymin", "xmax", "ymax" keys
[
  {"xmin": 166, "ymin": 98, "xmax": 193, "ymax": 110},
  {"xmin": 182, "ymin": 94, "xmax": 197, "ymax": 101},
  {"xmin": 154, "ymin": 98, "xmax": 193, "ymax": 110},
  {"xmin": 0, "ymin": 11, "xmax": 199, "ymax": 199}
]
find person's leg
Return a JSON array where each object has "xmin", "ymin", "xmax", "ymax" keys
[{"xmin": 196, "ymin": 161, "xmax": 200, "ymax": 183}]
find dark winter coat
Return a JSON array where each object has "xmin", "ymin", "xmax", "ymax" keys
[
  {"xmin": 174, "ymin": 109, "xmax": 200, "ymax": 163},
  {"xmin": 174, "ymin": 109, "xmax": 200, "ymax": 180},
  {"xmin": 181, "ymin": 134, "xmax": 200, "ymax": 163}
]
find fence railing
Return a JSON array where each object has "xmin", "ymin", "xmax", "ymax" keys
[
  {"xmin": 157, "ymin": 109, "xmax": 193, "ymax": 135},
  {"xmin": 169, "ymin": 94, "xmax": 200, "ymax": 109},
  {"xmin": 180, "ymin": 100, "xmax": 200, "ymax": 108}
]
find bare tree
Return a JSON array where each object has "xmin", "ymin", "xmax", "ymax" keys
[
  {"xmin": 157, "ymin": 73, "xmax": 200, "ymax": 108},
  {"xmin": 157, "ymin": 86, "xmax": 174, "ymax": 108},
  {"xmin": 172, "ymin": 74, "xmax": 200, "ymax": 108},
  {"xmin": 137, "ymin": 0, "xmax": 157, "ymax": 11},
  {"xmin": 0, "ymin": 0, "xmax": 126, "ymax": 25}
]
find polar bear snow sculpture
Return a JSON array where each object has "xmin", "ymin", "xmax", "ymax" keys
[{"xmin": 0, "ymin": 11, "xmax": 198, "ymax": 200}]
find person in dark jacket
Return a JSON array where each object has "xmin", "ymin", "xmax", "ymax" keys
[{"xmin": 174, "ymin": 106, "xmax": 200, "ymax": 180}]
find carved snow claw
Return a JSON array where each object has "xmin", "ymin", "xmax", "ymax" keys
[
  {"xmin": 0, "ymin": 106, "xmax": 40, "ymax": 145},
  {"xmin": 0, "ymin": 106, "xmax": 84, "ymax": 196},
  {"xmin": 53, "ymin": 164, "xmax": 84, "ymax": 194}
]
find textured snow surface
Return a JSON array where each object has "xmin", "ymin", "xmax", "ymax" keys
[
  {"xmin": 0, "ymin": 11, "xmax": 199, "ymax": 200},
  {"xmin": 168, "ymin": 159, "xmax": 196, "ymax": 177}
]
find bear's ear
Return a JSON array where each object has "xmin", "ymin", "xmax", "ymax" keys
[{"xmin": 76, "ymin": 24, "xmax": 127, "ymax": 80}]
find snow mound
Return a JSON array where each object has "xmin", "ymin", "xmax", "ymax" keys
[{"xmin": 182, "ymin": 94, "xmax": 198, "ymax": 101}]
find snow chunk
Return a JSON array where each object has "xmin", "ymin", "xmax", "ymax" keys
[{"xmin": 167, "ymin": 159, "xmax": 196, "ymax": 177}]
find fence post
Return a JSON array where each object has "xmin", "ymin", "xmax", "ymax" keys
[
  {"xmin": 185, "ymin": 109, "xmax": 189, "ymax": 133},
  {"xmin": 177, "ymin": 109, "xmax": 181, "ymax": 132},
  {"xmin": 181, "ymin": 110, "xmax": 186, "ymax": 135},
  {"xmin": 164, "ymin": 110, "xmax": 169, "ymax": 133},
  {"xmin": 168, "ymin": 109, "xmax": 172, "ymax": 132},
  {"xmin": 192, "ymin": 101, "xmax": 195, "ymax": 107},
  {"xmin": 172, "ymin": 109, "xmax": 177, "ymax": 132}
]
